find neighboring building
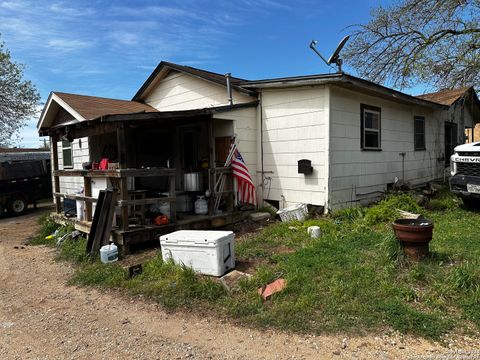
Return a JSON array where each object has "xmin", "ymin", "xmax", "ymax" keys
[
  {"xmin": 417, "ymin": 87, "xmax": 480, "ymax": 160},
  {"xmin": 38, "ymin": 62, "xmax": 480, "ymax": 214}
]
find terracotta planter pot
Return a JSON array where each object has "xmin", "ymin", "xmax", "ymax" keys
[{"xmin": 392, "ymin": 218, "xmax": 434, "ymax": 260}]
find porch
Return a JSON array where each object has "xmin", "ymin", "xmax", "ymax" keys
[{"xmin": 44, "ymin": 103, "xmax": 257, "ymax": 253}]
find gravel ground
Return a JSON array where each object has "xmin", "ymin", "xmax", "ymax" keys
[{"xmin": 0, "ymin": 205, "xmax": 479, "ymax": 359}]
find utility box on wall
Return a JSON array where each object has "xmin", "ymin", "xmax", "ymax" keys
[{"xmin": 298, "ymin": 159, "xmax": 313, "ymax": 175}]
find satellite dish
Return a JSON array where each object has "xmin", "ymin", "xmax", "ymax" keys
[{"xmin": 309, "ymin": 35, "xmax": 350, "ymax": 72}]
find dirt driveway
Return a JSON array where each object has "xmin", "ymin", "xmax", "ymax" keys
[{"xmin": 0, "ymin": 206, "xmax": 477, "ymax": 359}]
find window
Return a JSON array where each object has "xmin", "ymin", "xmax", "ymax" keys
[
  {"xmin": 361, "ymin": 104, "xmax": 381, "ymax": 150},
  {"xmin": 62, "ymin": 139, "xmax": 73, "ymax": 168},
  {"xmin": 414, "ymin": 116, "xmax": 426, "ymax": 150}
]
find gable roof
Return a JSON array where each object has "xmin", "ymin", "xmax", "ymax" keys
[
  {"xmin": 416, "ymin": 87, "xmax": 474, "ymax": 106},
  {"xmin": 132, "ymin": 61, "xmax": 255, "ymax": 101},
  {"xmin": 37, "ymin": 92, "xmax": 158, "ymax": 130},
  {"xmin": 54, "ymin": 92, "xmax": 157, "ymax": 120}
]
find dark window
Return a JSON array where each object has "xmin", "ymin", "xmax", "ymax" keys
[
  {"xmin": 361, "ymin": 104, "xmax": 381, "ymax": 150},
  {"xmin": 414, "ymin": 116, "xmax": 426, "ymax": 150},
  {"xmin": 62, "ymin": 139, "xmax": 73, "ymax": 168}
]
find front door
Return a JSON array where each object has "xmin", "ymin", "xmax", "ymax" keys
[{"xmin": 445, "ymin": 122, "xmax": 458, "ymax": 165}]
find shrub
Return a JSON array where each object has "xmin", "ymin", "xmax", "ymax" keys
[
  {"xmin": 331, "ymin": 206, "xmax": 366, "ymax": 222},
  {"xmin": 364, "ymin": 194, "xmax": 422, "ymax": 225}
]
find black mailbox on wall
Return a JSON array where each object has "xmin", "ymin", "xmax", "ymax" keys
[{"xmin": 298, "ymin": 159, "xmax": 313, "ymax": 175}]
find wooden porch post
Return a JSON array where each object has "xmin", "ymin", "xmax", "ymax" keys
[
  {"xmin": 117, "ymin": 125, "xmax": 129, "ymax": 230},
  {"xmin": 51, "ymin": 134, "xmax": 61, "ymax": 214},
  {"xmin": 117, "ymin": 125, "xmax": 127, "ymax": 169},
  {"xmin": 207, "ymin": 118, "xmax": 216, "ymax": 215}
]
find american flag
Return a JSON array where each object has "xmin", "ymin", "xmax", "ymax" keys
[{"xmin": 231, "ymin": 149, "xmax": 257, "ymax": 206}]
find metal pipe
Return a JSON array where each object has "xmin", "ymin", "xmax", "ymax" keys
[
  {"xmin": 399, "ymin": 152, "xmax": 406, "ymax": 181},
  {"xmin": 225, "ymin": 73, "xmax": 233, "ymax": 106}
]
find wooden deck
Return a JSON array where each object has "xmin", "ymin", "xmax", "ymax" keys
[{"xmin": 51, "ymin": 210, "xmax": 250, "ymax": 255}]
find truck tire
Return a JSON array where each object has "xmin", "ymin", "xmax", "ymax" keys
[
  {"xmin": 7, "ymin": 194, "xmax": 27, "ymax": 216},
  {"xmin": 462, "ymin": 198, "xmax": 480, "ymax": 210}
]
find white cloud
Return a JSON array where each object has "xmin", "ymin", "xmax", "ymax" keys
[
  {"xmin": 46, "ymin": 39, "xmax": 91, "ymax": 52},
  {"xmin": 49, "ymin": 2, "xmax": 95, "ymax": 17}
]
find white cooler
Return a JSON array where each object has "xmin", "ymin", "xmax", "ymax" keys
[{"xmin": 159, "ymin": 230, "xmax": 235, "ymax": 276}]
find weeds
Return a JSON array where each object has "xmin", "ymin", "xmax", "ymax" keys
[
  {"xmin": 32, "ymin": 188, "xmax": 480, "ymax": 340},
  {"xmin": 363, "ymin": 193, "xmax": 422, "ymax": 225},
  {"xmin": 29, "ymin": 213, "xmax": 60, "ymax": 245}
]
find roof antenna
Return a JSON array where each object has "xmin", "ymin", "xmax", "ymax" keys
[{"xmin": 309, "ymin": 35, "xmax": 350, "ymax": 73}]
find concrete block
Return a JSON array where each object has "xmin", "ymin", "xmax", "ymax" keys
[{"xmin": 249, "ymin": 212, "xmax": 271, "ymax": 222}]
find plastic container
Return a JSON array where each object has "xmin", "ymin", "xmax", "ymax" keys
[
  {"xmin": 307, "ymin": 226, "xmax": 321, "ymax": 238},
  {"xmin": 277, "ymin": 203, "xmax": 308, "ymax": 222},
  {"xmin": 100, "ymin": 243, "xmax": 118, "ymax": 263},
  {"xmin": 159, "ymin": 230, "xmax": 235, "ymax": 276},
  {"xmin": 194, "ymin": 196, "xmax": 208, "ymax": 215},
  {"xmin": 177, "ymin": 193, "xmax": 194, "ymax": 212},
  {"xmin": 75, "ymin": 187, "xmax": 85, "ymax": 221}
]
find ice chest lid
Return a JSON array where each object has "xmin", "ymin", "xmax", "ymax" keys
[{"xmin": 160, "ymin": 230, "xmax": 234, "ymax": 244}]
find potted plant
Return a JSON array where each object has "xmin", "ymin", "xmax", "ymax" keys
[{"xmin": 392, "ymin": 218, "xmax": 434, "ymax": 260}]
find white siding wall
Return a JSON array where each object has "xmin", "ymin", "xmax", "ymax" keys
[
  {"xmin": 328, "ymin": 86, "xmax": 446, "ymax": 209},
  {"xmin": 213, "ymin": 107, "xmax": 258, "ymax": 183},
  {"xmin": 144, "ymin": 71, "xmax": 254, "ymax": 111},
  {"xmin": 260, "ymin": 86, "xmax": 330, "ymax": 208},
  {"xmin": 57, "ymin": 137, "xmax": 89, "ymax": 194}
]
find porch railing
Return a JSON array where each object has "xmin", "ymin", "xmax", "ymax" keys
[{"xmin": 52, "ymin": 167, "xmax": 176, "ymax": 231}]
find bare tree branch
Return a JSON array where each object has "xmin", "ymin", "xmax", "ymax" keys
[{"xmin": 344, "ymin": 0, "xmax": 480, "ymax": 90}]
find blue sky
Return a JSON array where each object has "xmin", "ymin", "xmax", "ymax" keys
[{"xmin": 0, "ymin": 0, "xmax": 393, "ymax": 147}]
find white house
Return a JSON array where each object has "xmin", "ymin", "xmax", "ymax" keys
[{"xmin": 38, "ymin": 61, "xmax": 480, "ymax": 216}]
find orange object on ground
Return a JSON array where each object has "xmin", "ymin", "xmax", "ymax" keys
[
  {"xmin": 258, "ymin": 278, "xmax": 287, "ymax": 301},
  {"xmin": 154, "ymin": 215, "xmax": 169, "ymax": 225}
]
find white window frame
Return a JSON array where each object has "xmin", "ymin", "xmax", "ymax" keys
[
  {"xmin": 361, "ymin": 104, "xmax": 381, "ymax": 151},
  {"xmin": 414, "ymin": 116, "xmax": 426, "ymax": 151},
  {"xmin": 62, "ymin": 139, "xmax": 73, "ymax": 169}
]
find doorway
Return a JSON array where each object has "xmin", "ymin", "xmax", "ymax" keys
[{"xmin": 445, "ymin": 122, "xmax": 458, "ymax": 165}]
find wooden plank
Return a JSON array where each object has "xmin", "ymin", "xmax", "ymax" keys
[
  {"xmin": 87, "ymin": 189, "xmax": 117, "ymax": 255},
  {"xmin": 86, "ymin": 190, "xmax": 106, "ymax": 254},
  {"xmin": 51, "ymin": 135, "xmax": 61, "ymax": 213},
  {"xmin": 119, "ymin": 177, "xmax": 129, "ymax": 231},
  {"xmin": 69, "ymin": 122, "xmax": 119, "ymax": 139},
  {"xmin": 214, "ymin": 167, "xmax": 233, "ymax": 174},
  {"xmin": 117, "ymin": 197, "xmax": 176, "ymax": 207},
  {"xmin": 53, "ymin": 168, "xmax": 176, "ymax": 178},
  {"xmin": 53, "ymin": 192, "xmax": 98, "ymax": 203},
  {"xmin": 84, "ymin": 177, "xmax": 92, "ymax": 221},
  {"xmin": 99, "ymin": 190, "xmax": 117, "ymax": 248}
]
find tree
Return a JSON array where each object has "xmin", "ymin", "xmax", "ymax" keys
[
  {"xmin": 344, "ymin": 0, "xmax": 480, "ymax": 90},
  {"xmin": 0, "ymin": 37, "xmax": 40, "ymax": 147}
]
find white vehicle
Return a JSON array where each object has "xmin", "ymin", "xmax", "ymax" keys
[{"xmin": 450, "ymin": 141, "xmax": 480, "ymax": 207}]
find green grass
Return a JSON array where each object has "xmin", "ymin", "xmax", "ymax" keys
[
  {"xmin": 29, "ymin": 213, "xmax": 61, "ymax": 245},
  {"xmin": 33, "ymin": 189, "xmax": 480, "ymax": 340}
]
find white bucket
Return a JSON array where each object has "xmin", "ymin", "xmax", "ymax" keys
[
  {"xmin": 307, "ymin": 226, "xmax": 321, "ymax": 238},
  {"xmin": 100, "ymin": 243, "xmax": 118, "ymax": 263}
]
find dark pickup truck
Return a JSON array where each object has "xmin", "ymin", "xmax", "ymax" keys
[{"xmin": 0, "ymin": 151, "xmax": 52, "ymax": 217}]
